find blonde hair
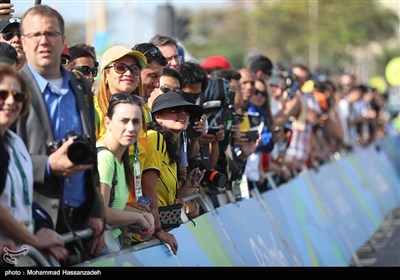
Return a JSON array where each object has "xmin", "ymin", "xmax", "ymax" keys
[{"xmin": 96, "ymin": 65, "xmax": 144, "ymax": 122}]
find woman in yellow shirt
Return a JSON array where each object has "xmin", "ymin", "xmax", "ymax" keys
[{"xmin": 139, "ymin": 90, "xmax": 204, "ymax": 255}]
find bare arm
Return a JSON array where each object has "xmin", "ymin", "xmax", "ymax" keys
[
  {"xmin": 0, "ymin": 205, "xmax": 64, "ymax": 250},
  {"xmin": 141, "ymin": 169, "xmax": 178, "ymax": 255},
  {"xmin": 99, "ymin": 183, "xmax": 153, "ymax": 230}
]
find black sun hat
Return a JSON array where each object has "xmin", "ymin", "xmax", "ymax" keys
[{"xmin": 151, "ymin": 90, "xmax": 203, "ymax": 120}]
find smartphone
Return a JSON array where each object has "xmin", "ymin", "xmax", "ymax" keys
[
  {"xmin": 207, "ymin": 126, "xmax": 219, "ymax": 135},
  {"xmin": 137, "ymin": 196, "xmax": 152, "ymax": 206},
  {"xmin": 245, "ymin": 130, "xmax": 259, "ymax": 141},
  {"xmin": 186, "ymin": 118, "xmax": 201, "ymax": 139},
  {"xmin": 190, "ymin": 167, "xmax": 201, "ymax": 185},
  {"xmin": 231, "ymin": 112, "xmax": 243, "ymax": 125},
  {"xmin": 0, "ymin": 0, "xmax": 11, "ymax": 15}
]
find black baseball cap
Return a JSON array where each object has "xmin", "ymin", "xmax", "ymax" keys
[
  {"xmin": 151, "ymin": 90, "xmax": 203, "ymax": 120},
  {"xmin": 0, "ymin": 17, "xmax": 21, "ymax": 33},
  {"xmin": 0, "ymin": 42, "xmax": 19, "ymax": 65}
]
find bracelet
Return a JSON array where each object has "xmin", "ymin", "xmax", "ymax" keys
[{"xmin": 155, "ymin": 226, "xmax": 163, "ymax": 234}]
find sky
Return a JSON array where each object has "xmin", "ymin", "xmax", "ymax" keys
[{"xmin": 10, "ymin": 0, "xmax": 229, "ymax": 48}]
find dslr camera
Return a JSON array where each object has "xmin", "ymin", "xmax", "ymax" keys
[
  {"xmin": 201, "ymin": 169, "xmax": 227, "ymax": 190},
  {"xmin": 47, "ymin": 131, "xmax": 95, "ymax": 165}
]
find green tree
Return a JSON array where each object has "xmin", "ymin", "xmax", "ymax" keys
[{"xmin": 181, "ymin": 0, "xmax": 399, "ymax": 74}]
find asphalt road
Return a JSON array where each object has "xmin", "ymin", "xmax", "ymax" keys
[{"xmin": 357, "ymin": 208, "xmax": 400, "ymax": 267}]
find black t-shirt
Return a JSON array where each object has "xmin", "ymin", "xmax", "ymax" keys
[{"xmin": 0, "ymin": 133, "xmax": 9, "ymax": 194}]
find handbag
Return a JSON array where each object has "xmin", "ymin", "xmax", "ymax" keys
[{"xmin": 158, "ymin": 203, "xmax": 188, "ymax": 230}]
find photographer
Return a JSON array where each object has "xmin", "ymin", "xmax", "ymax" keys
[
  {"xmin": 16, "ymin": 5, "xmax": 104, "ymax": 264},
  {"xmin": 180, "ymin": 61, "xmax": 222, "ymax": 171}
]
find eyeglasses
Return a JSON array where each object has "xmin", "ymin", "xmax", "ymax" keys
[
  {"xmin": 165, "ymin": 107, "xmax": 191, "ymax": 117},
  {"xmin": 23, "ymin": 31, "xmax": 62, "ymax": 43},
  {"xmin": 160, "ymin": 86, "xmax": 182, "ymax": 94},
  {"xmin": 143, "ymin": 47, "xmax": 162, "ymax": 58},
  {"xmin": 72, "ymin": 65, "xmax": 98, "ymax": 77},
  {"xmin": 0, "ymin": 90, "xmax": 26, "ymax": 103},
  {"xmin": 160, "ymin": 85, "xmax": 180, "ymax": 94},
  {"xmin": 60, "ymin": 57, "xmax": 69, "ymax": 65},
  {"xmin": 106, "ymin": 62, "xmax": 141, "ymax": 76},
  {"xmin": 0, "ymin": 31, "xmax": 21, "ymax": 41},
  {"xmin": 254, "ymin": 89, "xmax": 267, "ymax": 97}
]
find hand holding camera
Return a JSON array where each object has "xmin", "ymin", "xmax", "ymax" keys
[
  {"xmin": 205, "ymin": 125, "xmax": 224, "ymax": 142},
  {"xmin": 47, "ymin": 132, "xmax": 95, "ymax": 178}
]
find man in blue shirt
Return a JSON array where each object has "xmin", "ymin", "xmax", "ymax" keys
[{"xmin": 16, "ymin": 5, "xmax": 104, "ymax": 263}]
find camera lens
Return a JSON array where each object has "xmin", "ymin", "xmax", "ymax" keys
[
  {"xmin": 202, "ymin": 170, "xmax": 227, "ymax": 189},
  {"xmin": 64, "ymin": 131, "xmax": 95, "ymax": 165},
  {"xmin": 67, "ymin": 141, "xmax": 94, "ymax": 165}
]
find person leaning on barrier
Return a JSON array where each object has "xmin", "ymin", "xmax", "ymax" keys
[
  {"xmin": 126, "ymin": 68, "xmax": 183, "ymax": 246},
  {"xmin": 139, "ymin": 91, "xmax": 205, "ymax": 255},
  {"xmin": 16, "ymin": 5, "xmax": 104, "ymax": 264},
  {"xmin": 209, "ymin": 69, "xmax": 258, "ymax": 192},
  {"xmin": 96, "ymin": 93, "xmax": 154, "ymax": 252},
  {"xmin": 95, "ymin": 46, "xmax": 152, "ymax": 243},
  {"xmin": 0, "ymin": 64, "xmax": 68, "ymax": 262}
]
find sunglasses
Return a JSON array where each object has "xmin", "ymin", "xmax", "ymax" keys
[
  {"xmin": 254, "ymin": 89, "xmax": 267, "ymax": 97},
  {"xmin": 144, "ymin": 47, "xmax": 162, "ymax": 58},
  {"xmin": 0, "ymin": 90, "xmax": 26, "ymax": 103},
  {"xmin": 72, "ymin": 65, "xmax": 98, "ymax": 77},
  {"xmin": 107, "ymin": 93, "xmax": 143, "ymax": 116},
  {"xmin": 0, "ymin": 31, "xmax": 21, "ymax": 41},
  {"xmin": 165, "ymin": 107, "xmax": 191, "ymax": 117},
  {"xmin": 159, "ymin": 86, "xmax": 171, "ymax": 93},
  {"xmin": 110, "ymin": 93, "xmax": 143, "ymax": 104},
  {"xmin": 106, "ymin": 63, "xmax": 141, "ymax": 76},
  {"xmin": 60, "ymin": 57, "xmax": 69, "ymax": 65}
]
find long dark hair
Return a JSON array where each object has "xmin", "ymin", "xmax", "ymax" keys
[{"xmin": 147, "ymin": 122, "xmax": 180, "ymax": 166}]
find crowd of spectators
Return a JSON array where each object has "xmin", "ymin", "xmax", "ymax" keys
[{"xmin": 0, "ymin": 2, "xmax": 394, "ymax": 266}]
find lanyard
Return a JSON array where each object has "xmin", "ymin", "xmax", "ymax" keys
[
  {"xmin": 132, "ymin": 142, "xmax": 143, "ymax": 198},
  {"xmin": 9, "ymin": 144, "xmax": 30, "ymax": 207}
]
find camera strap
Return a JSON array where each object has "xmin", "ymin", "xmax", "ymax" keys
[{"xmin": 200, "ymin": 144, "xmax": 210, "ymax": 168}]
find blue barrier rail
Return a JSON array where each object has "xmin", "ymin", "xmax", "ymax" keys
[{"xmin": 82, "ymin": 136, "xmax": 399, "ymax": 267}]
